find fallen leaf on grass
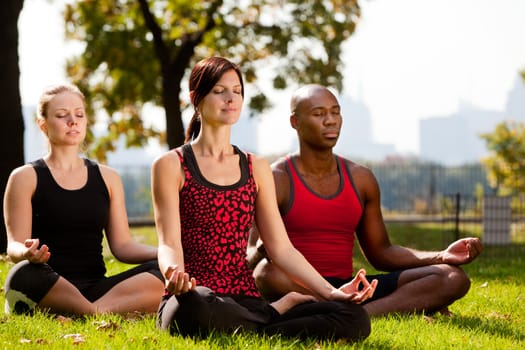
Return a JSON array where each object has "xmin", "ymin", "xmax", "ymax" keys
[
  {"xmin": 94, "ymin": 320, "xmax": 120, "ymax": 331},
  {"xmin": 56, "ymin": 315, "xmax": 73, "ymax": 323},
  {"xmin": 124, "ymin": 311, "xmax": 148, "ymax": 321},
  {"xmin": 62, "ymin": 333, "xmax": 86, "ymax": 344},
  {"xmin": 335, "ymin": 338, "xmax": 353, "ymax": 346},
  {"xmin": 488, "ymin": 311, "xmax": 511, "ymax": 320},
  {"xmin": 423, "ymin": 315, "xmax": 435, "ymax": 323},
  {"xmin": 19, "ymin": 338, "xmax": 47, "ymax": 344}
]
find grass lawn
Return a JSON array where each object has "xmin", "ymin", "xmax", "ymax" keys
[{"xmin": 0, "ymin": 224, "xmax": 523, "ymax": 349}]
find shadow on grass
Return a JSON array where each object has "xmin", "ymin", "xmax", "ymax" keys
[
  {"xmin": 466, "ymin": 243, "xmax": 525, "ymax": 285},
  {"xmin": 439, "ymin": 314, "xmax": 525, "ymax": 343}
]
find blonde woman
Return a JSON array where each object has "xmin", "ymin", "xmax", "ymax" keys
[{"xmin": 4, "ymin": 83, "xmax": 164, "ymax": 315}]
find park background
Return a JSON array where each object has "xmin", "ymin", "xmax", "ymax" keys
[
  {"xmin": 15, "ymin": 1, "xmax": 525, "ymax": 242},
  {"xmin": 1, "ymin": 0, "xmax": 524, "ymax": 348},
  {"xmin": 16, "ymin": 0, "xmax": 525, "ymax": 247}
]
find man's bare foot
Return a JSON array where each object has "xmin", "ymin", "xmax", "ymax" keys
[{"xmin": 439, "ymin": 307, "xmax": 454, "ymax": 317}]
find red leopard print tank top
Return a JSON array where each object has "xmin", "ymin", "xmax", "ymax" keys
[{"xmin": 175, "ymin": 144, "xmax": 260, "ymax": 297}]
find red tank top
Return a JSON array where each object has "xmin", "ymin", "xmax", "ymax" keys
[
  {"xmin": 175, "ymin": 144, "xmax": 260, "ymax": 297},
  {"xmin": 282, "ymin": 155, "xmax": 363, "ymax": 279}
]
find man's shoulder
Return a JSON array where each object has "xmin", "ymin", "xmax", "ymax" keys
[
  {"xmin": 336, "ymin": 154, "xmax": 363, "ymax": 167},
  {"xmin": 270, "ymin": 156, "xmax": 292, "ymax": 191},
  {"xmin": 336, "ymin": 155, "xmax": 376, "ymax": 181},
  {"xmin": 270, "ymin": 155, "xmax": 289, "ymax": 172}
]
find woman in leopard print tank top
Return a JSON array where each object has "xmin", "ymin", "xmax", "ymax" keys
[{"xmin": 152, "ymin": 57, "xmax": 375, "ymax": 342}]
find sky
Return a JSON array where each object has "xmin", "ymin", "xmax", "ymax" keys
[{"xmin": 18, "ymin": 0, "xmax": 525, "ymax": 157}]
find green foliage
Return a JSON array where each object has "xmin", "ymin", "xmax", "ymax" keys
[
  {"xmin": 480, "ymin": 121, "xmax": 525, "ymax": 195},
  {"xmin": 63, "ymin": 0, "xmax": 361, "ymax": 160}
]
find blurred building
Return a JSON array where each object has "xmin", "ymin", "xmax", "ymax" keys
[
  {"xmin": 419, "ymin": 76, "xmax": 525, "ymax": 165},
  {"xmin": 334, "ymin": 94, "xmax": 397, "ymax": 162}
]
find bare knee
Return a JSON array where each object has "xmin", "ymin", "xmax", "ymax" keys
[
  {"xmin": 442, "ymin": 264, "xmax": 471, "ymax": 299},
  {"xmin": 398, "ymin": 264, "xmax": 471, "ymax": 308}
]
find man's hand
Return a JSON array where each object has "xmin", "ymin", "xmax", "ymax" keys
[
  {"xmin": 442, "ymin": 237, "xmax": 483, "ymax": 265},
  {"xmin": 336, "ymin": 269, "xmax": 378, "ymax": 304}
]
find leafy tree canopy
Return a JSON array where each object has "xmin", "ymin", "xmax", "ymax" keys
[
  {"xmin": 479, "ymin": 69, "xmax": 525, "ymax": 195},
  {"xmin": 481, "ymin": 120, "xmax": 525, "ymax": 195},
  {"xmin": 64, "ymin": 0, "xmax": 360, "ymax": 160}
]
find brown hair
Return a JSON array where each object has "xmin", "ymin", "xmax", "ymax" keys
[
  {"xmin": 38, "ymin": 83, "xmax": 85, "ymax": 119},
  {"xmin": 185, "ymin": 57, "xmax": 244, "ymax": 143}
]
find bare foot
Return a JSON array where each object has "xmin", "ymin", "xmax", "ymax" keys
[
  {"xmin": 270, "ymin": 292, "xmax": 317, "ymax": 314},
  {"xmin": 439, "ymin": 307, "xmax": 454, "ymax": 317}
]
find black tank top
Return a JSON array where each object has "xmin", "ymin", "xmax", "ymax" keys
[{"xmin": 31, "ymin": 158, "xmax": 109, "ymax": 283}]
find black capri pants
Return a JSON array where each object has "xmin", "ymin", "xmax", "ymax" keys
[
  {"xmin": 157, "ymin": 286, "xmax": 371, "ymax": 342},
  {"xmin": 4, "ymin": 260, "xmax": 163, "ymax": 314}
]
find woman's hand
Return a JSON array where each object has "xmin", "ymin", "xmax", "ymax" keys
[
  {"xmin": 164, "ymin": 265, "xmax": 197, "ymax": 295},
  {"xmin": 336, "ymin": 269, "xmax": 378, "ymax": 304},
  {"xmin": 23, "ymin": 238, "xmax": 50, "ymax": 264},
  {"xmin": 270, "ymin": 291, "xmax": 317, "ymax": 314}
]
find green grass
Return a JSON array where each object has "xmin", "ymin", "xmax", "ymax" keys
[{"xmin": 0, "ymin": 225, "xmax": 523, "ymax": 349}]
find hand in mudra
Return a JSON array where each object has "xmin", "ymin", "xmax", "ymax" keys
[{"xmin": 337, "ymin": 268, "xmax": 378, "ymax": 304}]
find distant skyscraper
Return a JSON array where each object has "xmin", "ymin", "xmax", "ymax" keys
[
  {"xmin": 335, "ymin": 94, "xmax": 396, "ymax": 161},
  {"xmin": 419, "ymin": 74, "xmax": 525, "ymax": 165},
  {"xmin": 504, "ymin": 76, "xmax": 525, "ymax": 122},
  {"xmin": 420, "ymin": 114, "xmax": 470, "ymax": 165}
]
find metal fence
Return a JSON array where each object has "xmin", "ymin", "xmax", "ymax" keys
[{"xmin": 117, "ymin": 162, "xmax": 525, "ymax": 251}]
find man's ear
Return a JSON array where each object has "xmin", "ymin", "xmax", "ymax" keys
[{"xmin": 290, "ymin": 114, "xmax": 298, "ymax": 130}]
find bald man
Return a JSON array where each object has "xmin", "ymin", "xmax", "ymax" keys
[{"xmin": 248, "ymin": 84, "xmax": 483, "ymax": 316}]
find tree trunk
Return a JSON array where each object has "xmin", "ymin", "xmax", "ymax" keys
[
  {"xmin": 163, "ymin": 76, "xmax": 185, "ymax": 149},
  {"xmin": 163, "ymin": 49, "xmax": 196, "ymax": 149},
  {"xmin": 0, "ymin": 0, "xmax": 25, "ymax": 252}
]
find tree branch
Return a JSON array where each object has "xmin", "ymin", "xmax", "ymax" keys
[{"xmin": 137, "ymin": 0, "xmax": 170, "ymax": 68}]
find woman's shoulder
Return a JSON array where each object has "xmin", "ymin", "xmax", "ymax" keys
[
  {"xmin": 247, "ymin": 152, "xmax": 270, "ymax": 169},
  {"xmin": 9, "ymin": 163, "xmax": 37, "ymax": 179},
  {"xmin": 96, "ymin": 162, "xmax": 120, "ymax": 179},
  {"xmin": 153, "ymin": 148, "xmax": 182, "ymax": 167},
  {"xmin": 151, "ymin": 149, "xmax": 184, "ymax": 182},
  {"xmin": 6, "ymin": 163, "xmax": 38, "ymax": 192},
  {"xmin": 245, "ymin": 152, "xmax": 273, "ymax": 187},
  {"xmin": 82, "ymin": 157, "xmax": 117, "ymax": 176},
  {"xmin": 85, "ymin": 161, "xmax": 121, "ymax": 196}
]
